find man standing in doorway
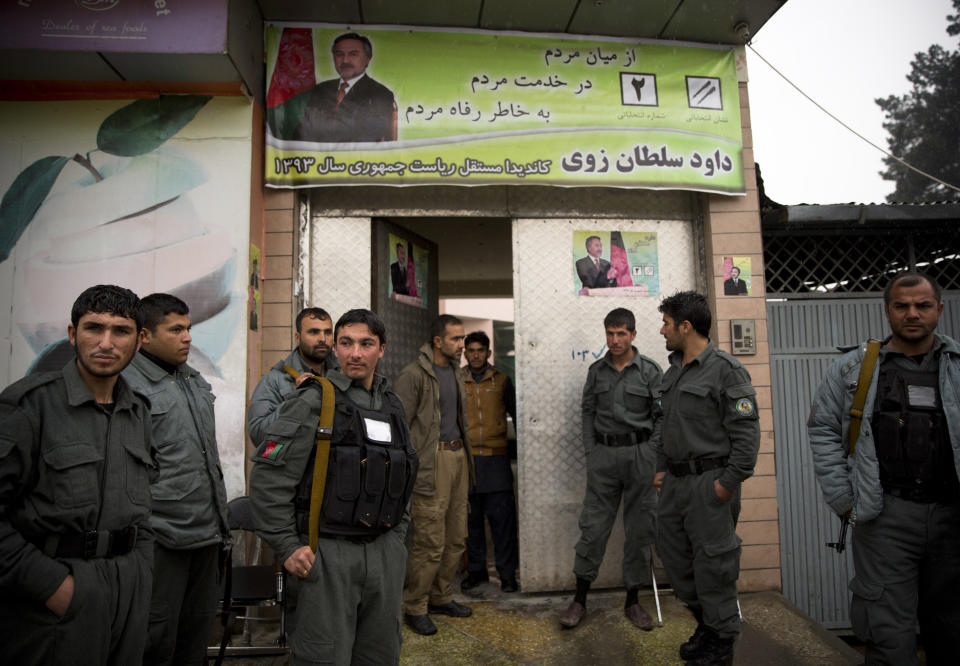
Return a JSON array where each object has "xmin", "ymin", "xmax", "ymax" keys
[
  {"xmin": 395, "ymin": 315, "xmax": 475, "ymax": 635},
  {"xmin": 654, "ymin": 291, "xmax": 759, "ymax": 666},
  {"xmin": 124, "ymin": 293, "xmax": 230, "ymax": 666},
  {"xmin": 559, "ymin": 308, "xmax": 661, "ymax": 630},
  {"xmin": 808, "ymin": 272, "xmax": 960, "ymax": 664},
  {"xmin": 461, "ymin": 331, "xmax": 519, "ymax": 593},
  {"xmin": 248, "ymin": 307, "xmax": 337, "ymax": 446},
  {"xmin": 0, "ymin": 285, "xmax": 155, "ymax": 664}
]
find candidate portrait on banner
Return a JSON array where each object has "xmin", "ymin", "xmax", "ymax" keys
[{"xmin": 267, "ymin": 29, "xmax": 397, "ymax": 143}]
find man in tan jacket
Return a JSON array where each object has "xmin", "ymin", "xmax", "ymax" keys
[{"xmin": 394, "ymin": 315, "xmax": 475, "ymax": 636}]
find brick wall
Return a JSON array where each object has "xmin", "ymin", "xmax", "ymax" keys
[{"xmin": 703, "ymin": 81, "xmax": 780, "ymax": 592}]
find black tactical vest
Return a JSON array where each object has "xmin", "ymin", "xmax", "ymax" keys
[
  {"xmin": 874, "ymin": 362, "xmax": 959, "ymax": 502},
  {"xmin": 295, "ymin": 384, "xmax": 418, "ymax": 538}
]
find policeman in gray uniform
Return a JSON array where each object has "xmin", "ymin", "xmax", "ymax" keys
[
  {"xmin": 250, "ymin": 309, "xmax": 417, "ymax": 665},
  {"xmin": 123, "ymin": 293, "xmax": 230, "ymax": 666},
  {"xmin": 0, "ymin": 285, "xmax": 155, "ymax": 665},
  {"xmin": 559, "ymin": 308, "xmax": 661, "ymax": 630},
  {"xmin": 809, "ymin": 272, "xmax": 960, "ymax": 664},
  {"xmin": 653, "ymin": 291, "xmax": 759, "ymax": 666}
]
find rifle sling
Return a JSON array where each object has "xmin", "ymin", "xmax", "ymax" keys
[
  {"xmin": 848, "ymin": 340, "xmax": 881, "ymax": 456},
  {"xmin": 284, "ymin": 365, "xmax": 334, "ymax": 552}
]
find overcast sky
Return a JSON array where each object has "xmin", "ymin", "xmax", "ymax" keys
[{"xmin": 748, "ymin": 0, "xmax": 955, "ymax": 205}]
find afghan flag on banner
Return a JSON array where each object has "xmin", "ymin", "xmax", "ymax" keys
[
  {"xmin": 266, "ymin": 28, "xmax": 316, "ymax": 108},
  {"xmin": 609, "ymin": 231, "xmax": 634, "ymax": 287},
  {"xmin": 266, "ymin": 28, "xmax": 317, "ymax": 138},
  {"xmin": 406, "ymin": 241, "xmax": 418, "ymax": 297}
]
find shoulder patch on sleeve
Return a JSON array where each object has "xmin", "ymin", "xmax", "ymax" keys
[
  {"xmin": 252, "ymin": 438, "xmax": 286, "ymax": 465},
  {"xmin": 735, "ymin": 397, "xmax": 756, "ymax": 417}
]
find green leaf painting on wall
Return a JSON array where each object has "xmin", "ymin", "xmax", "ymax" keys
[
  {"xmin": 0, "ymin": 95, "xmax": 212, "ymax": 263},
  {"xmin": 97, "ymin": 95, "xmax": 212, "ymax": 156},
  {"xmin": 0, "ymin": 156, "xmax": 69, "ymax": 262}
]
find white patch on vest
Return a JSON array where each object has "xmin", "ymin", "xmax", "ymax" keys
[
  {"xmin": 363, "ymin": 417, "xmax": 393, "ymax": 443},
  {"xmin": 907, "ymin": 385, "xmax": 937, "ymax": 409}
]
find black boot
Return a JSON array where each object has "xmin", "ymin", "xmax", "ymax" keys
[
  {"xmin": 685, "ymin": 629, "xmax": 735, "ymax": 666},
  {"xmin": 679, "ymin": 608, "xmax": 706, "ymax": 660}
]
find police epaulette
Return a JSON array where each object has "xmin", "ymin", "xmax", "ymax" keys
[
  {"xmin": 714, "ymin": 348, "xmax": 747, "ymax": 368},
  {"xmin": 0, "ymin": 371, "xmax": 61, "ymax": 405}
]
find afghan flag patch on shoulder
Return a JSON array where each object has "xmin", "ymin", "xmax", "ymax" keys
[{"xmin": 260, "ymin": 440, "xmax": 283, "ymax": 460}]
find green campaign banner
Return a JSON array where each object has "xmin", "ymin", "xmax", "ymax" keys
[{"xmin": 265, "ymin": 24, "xmax": 744, "ymax": 194}]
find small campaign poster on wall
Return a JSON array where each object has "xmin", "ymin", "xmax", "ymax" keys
[
  {"xmin": 722, "ymin": 256, "xmax": 751, "ymax": 295},
  {"xmin": 388, "ymin": 233, "xmax": 428, "ymax": 308},
  {"xmin": 573, "ymin": 230, "xmax": 659, "ymax": 297}
]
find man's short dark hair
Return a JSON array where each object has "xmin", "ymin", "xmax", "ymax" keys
[
  {"xmin": 603, "ymin": 308, "xmax": 635, "ymax": 332},
  {"xmin": 883, "ymin": 271, "xmax": 942, "ymax": 305},
  {"xmin": 465, "ymin": 331, "xmax": 490, "ymax": 349},
  {"xmin": 396, "ymin": 242, "xmax": 404, "ymax": 252},
  {"xmin": 430, "ymin": 315, "xmax": 462, "ymax": 343},
  {"xmin": 297, "ymin": 307, "xmax": 332, "ymax": 332},
  {"xmin": 731, "ymin": 266, "xmax": 741, "ymax": 276},
  {"xmin": 335, "ymin": 309, "xmax": 386, "ymax": 345},
  {"xmin": 585, "ymin": 235, "xmax": 601, "ymax": 250},
  {"xmin": 333, "ymin": 32, "xmax": 373, "ymax": 59},
  {"xmin": 71, "ymin": 285, "xmax": 143, "ymax": 331},
  {"xmin": 659, "ymin": 291, "xmax": 711, "ymax": 338},
  {"xmin": 141, "ymin": 293, "xmax": 189, "ymax": 332}
]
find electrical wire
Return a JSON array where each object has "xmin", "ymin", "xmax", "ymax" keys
[{"xmin": 746, "ymin": 43, "xmax": 960, "ymax": 196}]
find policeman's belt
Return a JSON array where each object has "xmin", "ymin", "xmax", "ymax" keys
[
  {"xmin": 667, "ymin": 457, "xmax": 728, "ymax": 477},
  {"xmin": 473, "ymin": 445, "xmax": 508, "ymax": 456},
  {"xmin": 318, "ymin": 532, "xmax": 380, "ymax": 545},
  {"xmin": 595, "ymin": 431, "xmax": 648, "ymax": 447},
  {"xmin": 41, "ymin": 526, "xmax": 138, "ymax": 559},
  {"xmin": 885, "ymin": 485, "xmax": 957, "ymax": 504},
  {"xmin": 439, "ymin": 439, "xmax": 464, "ymax": 451}
]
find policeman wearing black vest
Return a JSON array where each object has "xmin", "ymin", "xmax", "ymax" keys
[
  {"xmin": 809, "ymin": 272, "xmax": 960, "ymax": 665},
  {"xmin": 250, "ymin": 309, "xmax": 417, "ymax": 665}
]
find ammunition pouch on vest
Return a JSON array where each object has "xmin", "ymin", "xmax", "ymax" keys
[
  {"xmin": 874, "ymin": 364, "xmax": 959, "ymax": 501},
  {"xmin": 294, "ymin": 385, "xmax": 418, "ymax": 538}
]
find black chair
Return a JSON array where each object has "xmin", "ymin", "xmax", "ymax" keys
[{"xmin": 209, "ymin": 496, "xmax": 287, "ymax": 664}]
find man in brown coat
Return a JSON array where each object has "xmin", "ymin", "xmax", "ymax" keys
[{"xmin": 394, "ymin": 315, "xmax": 475, "ymax": 636}]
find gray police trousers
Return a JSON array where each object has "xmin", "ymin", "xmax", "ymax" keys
[
  {"xmin": 290, "ymin": 530, "xmax": 407, "ymax": 666},
  {"xmin": 850, "ymin": 493, "xmax": 960, "ymax": 665},
  {"xmin": 573, "ymin": 442, "xmax": 657, "ymax": 588},
  {"xmin": 657, "ymin": 469, "xmax": 742, "ymax": 639},
  {"xmin": 0, "ymin": 550, "xmax": 152, "ymax": 666}
]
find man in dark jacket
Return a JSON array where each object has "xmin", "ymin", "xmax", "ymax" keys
[
  {"xmin": 461, "ymin": 331, "xmax": 519, "ymax": 593},
  {"xmin": 0, "ymin": 285, "xmax": 155, "ymax": 665},
  {"xmin": 576, "ymin": 235, "xmax": 618, "ymax": 289},
  {"xmin": 124, "ymin": 293, "xmax": 230, "ymax": 666},
  {"xmin": 283, "ymin": 32, "xmax": 396, "ymax": 143}
]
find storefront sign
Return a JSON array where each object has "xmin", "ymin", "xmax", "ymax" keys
[
  {"xmin": 265, "ymin": 24, "xmax": 744, "ymax": 193},
  {"xmin": 1, "ymin": 0, "xmax": 227, "ymax": 53}
]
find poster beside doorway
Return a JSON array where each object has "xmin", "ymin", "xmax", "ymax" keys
[{"xmin": 372, "ymin": 220, "xmax": 439, "ymax": 378}]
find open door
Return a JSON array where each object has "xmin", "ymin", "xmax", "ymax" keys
[{"xmin": 371, "ymin": 218, "xmax": 439, "ymax": 380}]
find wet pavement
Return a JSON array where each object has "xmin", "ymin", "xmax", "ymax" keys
[{"xmin": 215, "ymin": 581, "xmax": 863, "ymax": 664}]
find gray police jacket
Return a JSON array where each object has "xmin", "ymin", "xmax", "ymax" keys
[
  {"xmin": 247, "ymin": 349, "xmax": 338, "ymax": 447},
  {"xmin": 124, "ymin": 353, "xmax": 229, "ymax": 549},
  {"xmin": 807, "ymin": 333, "xmax": 960, "ymax": 524}
]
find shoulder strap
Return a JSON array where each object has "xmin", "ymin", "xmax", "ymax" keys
[
  {"xmin": 284, "ymin": 365, "xmax": 335, "ymax": 551},
  {"xmin": 848, "ymin": 340, "xmax": 882, "ymax": 455},
  {"xmin": 309, "ymin": 376, "xmax": 335, "ymax": 552}
]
